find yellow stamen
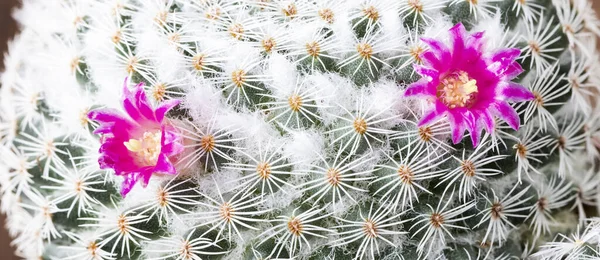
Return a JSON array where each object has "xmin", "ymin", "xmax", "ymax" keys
[
  {"xmin": 437, "ymin": 71, "xmax": 478, "ymax": 108},
  {"xmin": 123, "ymin": 139, "xmax": 142, "ymax": 152},
  {"xmin": 124, "ymin": 131, "xmax": 162, "ymax": 165}
]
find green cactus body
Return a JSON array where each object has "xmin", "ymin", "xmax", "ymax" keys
[{"xmin": 1, "ymin": 0, "xmax": 600, "ymax": 259}]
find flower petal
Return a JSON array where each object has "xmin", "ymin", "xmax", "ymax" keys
[
  {"xmin": 133, "ymin": 83, "xmax": 156, "ymax": 121},
  {"xmin": 160, "ymin": 126, "xmax": 184, "ymax": 155},
  {"xmin": 421, "ymin": 37, "xmax": 451, "ymax": 72},
  {"xmin": 464, "ymin": 112, "xmax": 481, "ymax": 147},
  {"xmin": 467, "ymin": 32, "xmax": 485, "ymax": 54},
  {"xmin": 420, "ymin": 51, "xmax": 443, "ymax": 71},
  {"xmin": 491, "ymin": 48, "xmax": 521, "ymax": 62},
  {"xmin": 88, "ymin": 77, "xmax": 185, "ymax": 198},
  {"xmin": 489, "ymin": 48, "xmax": 524, "ymax": 79},
  {"xmin": 155, "ymin": 99, "xmax": 181, "ymax": 122},
  {"xmin": 120, "ymin": 172, "xmax": 140, "ymax": 197},
  {"xmin": 88, "ymin": 109, "xmax": 135, "ymax": 135},
  {"xmin": 88, "ymin": 108, "xmax": 127, "ymax": 123},
  {"xmin": 154, "ymin": 153, "xmax": 177, "ymax": 175},
  {"xmin": 448, "ymin": 111, "xmax": 466, "ymax": 144},
  {"xmin": 480, "ymin": 110, "xmax": 495, "ymax": 133},
  {"xmin": 450, "ymin": 23, "xmax": 466, "ymax": 56},
  {"xmin": 491, "ymin": 102, "xmax": 520, "ymax": 130},
  {"xmin": 413, "ymin": 64, "xmax": 440, "ymax": 81},
  {"xmin": 499, "ymin": 82, "xmax": 535, "ymax": 102},
  {"xmin": 421, "ymin": 37, "xmax": 451, "ymax": 60},
  {"xmin": 417, "ymin": 102, "xmax": 447, "ymax": 127},
  {"xmin": 140, "ymin": 168, "xmax": 155, "ymax": 188},
  {"xmin": 404, "ymin": 79, "xmax": 436, "ymax": 97}
]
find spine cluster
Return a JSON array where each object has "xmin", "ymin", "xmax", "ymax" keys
[{"xmin": 0, "ymin": 0, "xmax": 600, "ymax": 259}]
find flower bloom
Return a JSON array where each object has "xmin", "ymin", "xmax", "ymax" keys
[
  {"xmin": 88, "ymin": 79, "xmax": 183, "ymax": 197},
  {"xmin": 404, "ymin": 23, "xmax": 534, "ymax": 147}
]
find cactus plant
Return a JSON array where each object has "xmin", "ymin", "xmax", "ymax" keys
[{"xmin": 2, "ymin": 0, "xmax": 600, "ymax": 259}]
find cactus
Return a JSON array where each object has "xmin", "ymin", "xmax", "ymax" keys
[{"xmin": 2, "ymin": 0, "xmax": 600, "ymax": 259}]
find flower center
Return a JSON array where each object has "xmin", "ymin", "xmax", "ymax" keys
[
  {"xmin": 437, "ymin": 71, "xmax": 478, "ymax": 108},
  {"xmin": 124, "ymin": 130, "xmax": 162, "ymax": 166}
]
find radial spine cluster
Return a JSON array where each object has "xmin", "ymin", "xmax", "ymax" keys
[{"xmin": 1, "ymin": 0, "xmax": 600, "ymax": 259}]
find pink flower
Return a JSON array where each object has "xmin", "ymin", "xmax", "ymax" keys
[
  {"xmin": 404, "ymin": 23, "xmax": 534, "ymax": 147},
  {"xmin": 88, "ymin": 79, "xmax": 183, "ymax": 197}
]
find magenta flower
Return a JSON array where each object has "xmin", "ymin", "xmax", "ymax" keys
[
  {"xmin": 404, "ymin": 23, "xmax": 534, "ymax": 147},
  {"xmin": 88, "ymin": 79, "xmax": 183, "ymax": 197}
]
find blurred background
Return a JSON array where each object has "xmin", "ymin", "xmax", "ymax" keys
[
  {"xmin": 0, "ymin": 0, "xmax": 599, "ymax": 259},
  {"xmin": 0, "ymin": 0, "xmax": 18, "ymax": 258}
]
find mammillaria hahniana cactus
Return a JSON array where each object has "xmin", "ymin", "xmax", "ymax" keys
[{"xmin": 3, "ymin": 0, "xmax": 600, "ymax": 259}]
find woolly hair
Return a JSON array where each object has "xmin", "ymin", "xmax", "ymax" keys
[{"xmin": 1, "ymin": 0, "xmax": 600, "ymax": 260}]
